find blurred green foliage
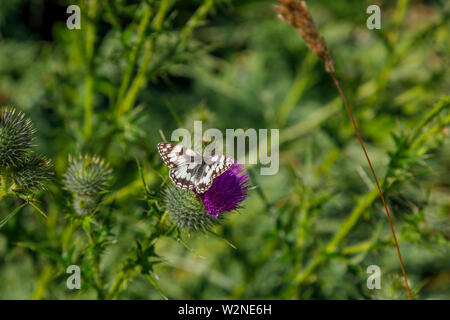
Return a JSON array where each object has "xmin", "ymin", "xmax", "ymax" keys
[{"xmin": 0, "ymin": 0, "xmax": 449, "ymax": 299}]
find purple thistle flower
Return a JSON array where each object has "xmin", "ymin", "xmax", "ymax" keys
[{"xmin": 198, "ymin": 162, "xmax": 250, "ymax": 218}]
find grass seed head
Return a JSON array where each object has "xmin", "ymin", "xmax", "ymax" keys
[{"xmin": 275, "ymin": 0, "xmax": 335, "ymax": 73}]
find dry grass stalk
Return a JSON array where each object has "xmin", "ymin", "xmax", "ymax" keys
[
  {"xmin": 275, "ymin": 0, "xmax": 335, "ymax": 73},
  {"xmin": 275, "ymin": 0, "xmax": 413, "ymax": 300}
]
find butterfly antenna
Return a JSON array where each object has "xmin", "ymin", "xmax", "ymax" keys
[{"xmin": 159, "ymin": 129, "xmax": 168, "ymax": 142}]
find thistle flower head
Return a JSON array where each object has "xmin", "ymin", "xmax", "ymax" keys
[
  {"xmin": 163, "ymin": 162, "xmax": 249, "ymax": 231},
  {"xmin": 13, "ymin": 153, "xmax": 52, "ymax": 192},
  {"xmin": 0, "ymin": 107, "xmax": 35, "ymax": 168},
  {"xmin": 164, "ymin": 184, "xmax": 219, "ymax": 232},
  {"xmin": 199, "ymin": 162, "xmax": 250, "ymax": 218},
  {"xmin": 63, "ymin": 154, "xmax": 112, "ymax": 196}
]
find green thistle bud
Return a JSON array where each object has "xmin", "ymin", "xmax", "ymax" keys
[
  {"xmin": 73, "ymin": 194, "xmax": 97, "ymax": 215},
  {"xmin": 0, "ymin": 107, "xmax": 35, "ymax": 168},
  {"xmin": 164, "ymin": 185, "xmax": 218, "ymax": 233},
  {"xmin": 63, "ymin": 154, "xmax": 112, "ymax": 196},
  {"xmin": 13, "ymin": 153, "xmax": 52, "ymax": 192}
]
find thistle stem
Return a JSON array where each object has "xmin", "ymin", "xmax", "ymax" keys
[
  {"xmin": 83, "ymin": 223, "xmax": 104, "ymax": 299},
  {"xmin": 84, "ymin": 0, "xmax": 98, "ymax": 142},
  {"xmin": 116, "ymin": 3, "xmax": 153, "ymax": 107},
  {"xmin": 116, "ymin": 40, "xmax": 154, "ymax": 115},
  {"xmin": 107, "ymin": 270, "xmax": 126, "ymax": 300}
]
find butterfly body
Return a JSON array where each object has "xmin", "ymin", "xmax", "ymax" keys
[{"xmin": 158, "ymin": 142, "xmax": 234, "ymax": 193}]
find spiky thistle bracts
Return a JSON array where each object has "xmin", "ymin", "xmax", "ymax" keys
[
  {"xmin": 0, "ymin": 106, "xmax": 52, "ymax": 196},
  {"xmin": 164, "ymin": 185, "xmax": 219, "ymax": 233},
  {"xmin": 0, "ymin": 107, "xmax": 35, "ymax": 168},
  {"xmin": 63, "ymin": 154, "xmax": 113, "ymax": 215},
  {"xmin": 13, "ymin": 153, "xmax": 52, "ymax": 192},
  {"xmin": 64, "ymin": 154, "xmax": 112, "ymax": 196}
]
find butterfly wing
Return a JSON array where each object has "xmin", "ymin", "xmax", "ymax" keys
[
  {"xmin": 158, "ymin": 142, "xmax": 202, "ymax": 190},
  {"xmin": 158, "ymin": 142, "xmax": 188, "ymax": 168},
  {"xmin": 194, "ymin": 154, "xmax": 234, "ymax": 193},
  {"xmin": 192, "ymin": 164, "xmax": 213, "ymax": 193},
  {"xmin": 169, "ymin": 161, "xmax": 200, "ymax": 190},
  {"xmin": 158, "ymin": 142, "xmax": 235, "ymax": 193}
]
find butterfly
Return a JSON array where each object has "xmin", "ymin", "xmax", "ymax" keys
[{"xmin": 157, "ymin": 142, "xmax": 234, "ymax": 193}]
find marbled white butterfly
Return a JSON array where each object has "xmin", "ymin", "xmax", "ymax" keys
[{"xmin": 158, "ymin": 142, "xmax": 234, "ymax": 193}]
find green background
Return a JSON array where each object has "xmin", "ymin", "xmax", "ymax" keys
[{"xmin": 0, "ymin": 0, "xmax": 449, "ymax": 299}]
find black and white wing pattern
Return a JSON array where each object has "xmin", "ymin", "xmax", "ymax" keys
[{"xmin": 157, "ymin": 142, "xmax": 234, "ymax": 193}]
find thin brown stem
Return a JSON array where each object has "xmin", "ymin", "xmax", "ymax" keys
[{"xmin": 330, "ymin": 72, "xmax": 413, "ymax": 300}]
